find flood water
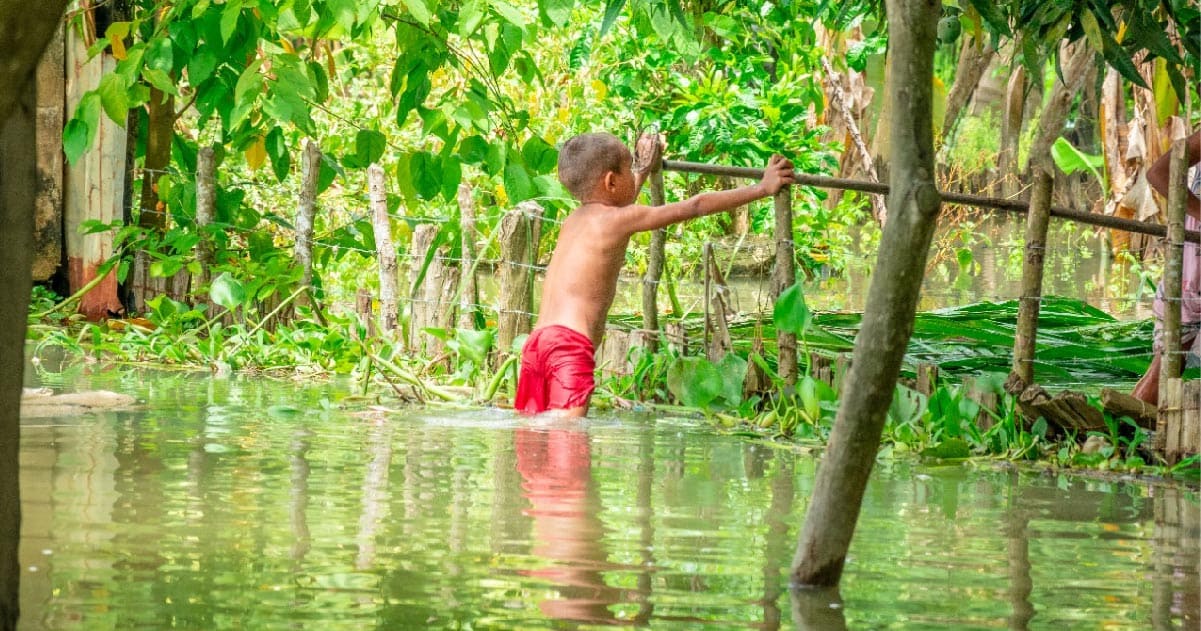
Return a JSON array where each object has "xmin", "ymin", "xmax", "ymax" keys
[{"xmin": 17, "ymin": 362, "xmax": 1199, "ymax": 630}]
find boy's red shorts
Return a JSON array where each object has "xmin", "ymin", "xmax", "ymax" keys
[{"xmin": 514, "ymin": 325, "xmax": 596, "ymax": 414}]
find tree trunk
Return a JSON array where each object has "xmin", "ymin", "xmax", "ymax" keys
[
  {"xmin": 294, "ymin": 140, "xmax": 321, "ymax": 310},
  {"xmin": 128, "ymin": 86, "xmax": 175, "ymax": 312},
  {"xmin": 999, "ymin": 64, "xmax": 1026, "ymax": 198},
  {"xmin": 790, "ymin": 0, "xmax": 941, "ymax": 588},
  {"xmin": 369, "ymin": 164, "xmax": 398, "ymax": 332},
  {"xmin": 32, "ymin": 24, "xmax": 64, "ymax": 282},
  {"xmin": 193, "ymin": 146, "xmax": 215, "ymax": 298},
  {"xmin": 641, "ymin": 169, "xmax": 666, "ymax": 345},
  {"xmin": 772, "ymin": 188, "xmax": 798, "ymax": 384},
  {"xmin": 1010, "ymin": 171, "xmax": 1053, "ymax": 387},
  {"xmin": 0, "ymin": 4, "xmax": 75, "ymax": 628},
  {"xmin": 458, "ymin": 183, "xmax": 478, "ymax": 330},
  {"xmin": 940, "ymin": 36, "xmax": 995, "ymax": 142},
  {"xmin": 1027, "ymin": 43, "xmax": 1095, "ymax": 180}
]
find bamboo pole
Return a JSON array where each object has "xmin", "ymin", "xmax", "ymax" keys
[
  {"xmin": 457, "ymin": 183, "xmax": 477, "ymax": 330},
  {"xmin": 660, "ymin": 159, "xmax": 1201, "ymax": 243},
  {"xmin": 772, "ymin": 187, "xmax": 798, "ymax": 384},
  {"xmin": 294, "ymin": 140, "xmax": 321, "ymax": 309},
  {"xmin": 1010, "ymin": 171, "xmax": 1053, "ymax": 387},
  {"xmin": 641, "ymin": 169, "xmax": 667, "ymax": 349},
  {"xmin": 194, "ymin": 146, "xmax": 215, "ymax": 294},
  {"xmin": 368, "ymin": 164, "xmax": 398, "ymax": 331}
]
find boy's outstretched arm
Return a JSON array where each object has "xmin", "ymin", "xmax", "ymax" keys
[
  {"xmin": 1146, "ymin": 130, "xmax": 1200, "ymax": 221},
  {"xmin": 615, "ymin": 155, "xmax": 795, "ymax": 235}
]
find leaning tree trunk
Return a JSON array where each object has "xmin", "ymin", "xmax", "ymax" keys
[
  {"xmin": 999, "ymin": 64, "xmax": 1027, "ymax": 198},
  {"xmin": 790, "ymin": 0, "xmax": 941, "ymax": 587},
  {"xmin": 940, "ymin": 35, "xmax": 996, "ymax": 142},
  {"xmin": 0, "ymin": 5, "xmax": 76, "ymax": 629},
  {"xmin": 1027, "ymin": 42, "xmax": 1095, "ymax": 180}
]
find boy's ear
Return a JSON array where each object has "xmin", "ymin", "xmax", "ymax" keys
[{"xmin": 602, "ymin": 171, "xmax": 617, "ymax": 190}]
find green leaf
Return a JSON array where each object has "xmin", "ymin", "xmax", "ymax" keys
[
  {"xmin": 63, "ymin": 93, "xmax": 101, "ymax": 165},
  {"xmin": 221, "ymin": 0, "xmax": 243, "ymax": 44},
  {"xmin": 1079, "ymin": 10, "xmax": 1103, "ymax": 55},
  {"xmin": 187, "ymin": 48, "xmax": 219, "ymax": 85},
  {"xmin": 265, "ymin": 127, "xmax": 290, "ymax": 182},
  {"xmin": 714, "ymin": 352, "xmax": 747, "ymax": 405},
  {"xmin": 459, "ymin": 0, "xmax": 485, "ymax": 36},
  {"xmin": 355, "ymin": 130, "xmax": 387, "ymax": 166},
  {"xmin": 458, "ymin": 135, "xmax": 490, "ymax": 164},
  {"xmin": 410, "ymin": 151, "xmax": 441, "ymax": 200},
  {"xmin": 96, "ymin": 73, "xmax": 130, "ymax": 126},
  {"xmin": 521, "ymin": 135, "xmax": 557, "ymax": 173},
  {"xmin": 1050, "ymin": 137, "xmax": 1105, "ymax": 188},
  {"xmin": 598, "ymin": 0, "xmax": 626, "ymax": 39},
  {"xmin": 540, "ymin": 0, "xmax": 572, "ymax": 26},
  {"xmin": 210, "ymin": 272, "xmax": 247, "ymax": 310},
  {"xmin": 490, "ymin": 0, "xmax": 528, "ymax": 27},
  {"xmin": 666, "ymin": 357, "xmax": 722, "ymax": 408},
  {"xmin": 401, "ymin": 0, "xmax": 433, "ymax": 26},
  {"xmin": 773, "ymin": 282, "xmax": 811, "ymax": 337},
  {"xmin": 440, "ymin": 155, "xmax": 462, "ymax": 202},
  {"xmin": 504, "ymin": 160, "xmax": 534, "ymax": 203},
  {"xmin": 141, "ymin": 68, "xmax": 179, "ymax": 96}
]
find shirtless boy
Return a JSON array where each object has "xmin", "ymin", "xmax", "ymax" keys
[{"xmin": 514, "ymin": 132, "xmax": 796, "ymax": 416}]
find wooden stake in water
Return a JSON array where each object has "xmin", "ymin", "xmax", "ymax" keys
[
  {"xmin": 368, "ymin": 164, "xmax": 398, "ymax": 332},
  {"xmin": 1011, "ymin": 170, "xmax": 1053, "ymax": 387}
]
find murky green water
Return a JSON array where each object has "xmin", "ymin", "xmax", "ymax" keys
[{"xmin": 19, "ymin": 364, "xmax": 1199, "ymax": 630}]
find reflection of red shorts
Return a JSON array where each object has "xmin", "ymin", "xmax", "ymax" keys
[{"xmin": 515, "ymin": 325, "xmax": 596, "ymax": 414}]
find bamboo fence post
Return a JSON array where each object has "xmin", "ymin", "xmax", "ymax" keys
[
  {"xmin": 1159, "ymin": 136, "xmax": 1188, "ymax": 383},
  {"xmin": 368, "ymin": 164, "xmax": 398, "ymax": 332},
  {"xmin": 772, "ymin": 187, "xmax": 798, "ymax": 384},
  {"xmin": 194, "ymin": 146, "xmax": 215, "ymax": 294},
  {"xmin": 496, "ymin": 203, "xmax": 539, "ymax": 357},
  {"xmin": 294, "ymin": 140, "xmax": 321, "ymax": 310},
  {"xmin": 1010, "ymin": 170, "xmax": 1053, "ymax": 387},
  {"xmin": 641, "ymin": 168, "xmax": 667, "ymax": 350},
  {"xmin": 457, "ymin": 183, "xmax": 477, "ymax": 330}
]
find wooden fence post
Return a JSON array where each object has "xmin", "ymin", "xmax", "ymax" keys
[
  {"xmin": 193, "ymin": 146, "xmax": 215, "ymax": 295},
  {"xmin": 914, "ymin": 362, "xmax": 938, "ymax": 396},
  {"xmin": 1010, "ymin": 170, "xmax": 1053, "ymax": 387},
  {"xmin": 457, "ymin": 183, "xmax": 477, "ymax": 330},
  {"xmin": 641, "ymin": 168, "xmax": 667, "ymax": 350},
  {"xmin": 294, "ymin": 140, "xmax": 322, "ymax": 310},
  {"xmin": 772, "ymin": 187, "xmax": 798, "ymax": 384},
  {"xmin": 368, "ymin": 164, "xmax": 398, "ymax": 332},
  {"xmin": 408, "ymin": 223, "xmax": 456, "ymax": 355},
  {"xmin": 496, "ymin": 202, "xmax": 541, "ymax": 357}
]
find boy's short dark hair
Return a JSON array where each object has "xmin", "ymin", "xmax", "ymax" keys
[{"xmin": 557, "ymin": 133, "xmax": 630, "ymax": 201}]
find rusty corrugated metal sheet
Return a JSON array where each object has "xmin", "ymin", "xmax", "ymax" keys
[{"xmin": 64, "ymin": 27, "xmax": 123, "ymax": 320}]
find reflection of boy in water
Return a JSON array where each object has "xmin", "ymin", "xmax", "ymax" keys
[{"xmin": 514, "ymin": 427, "xmax": 622, "ymax": 623}]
